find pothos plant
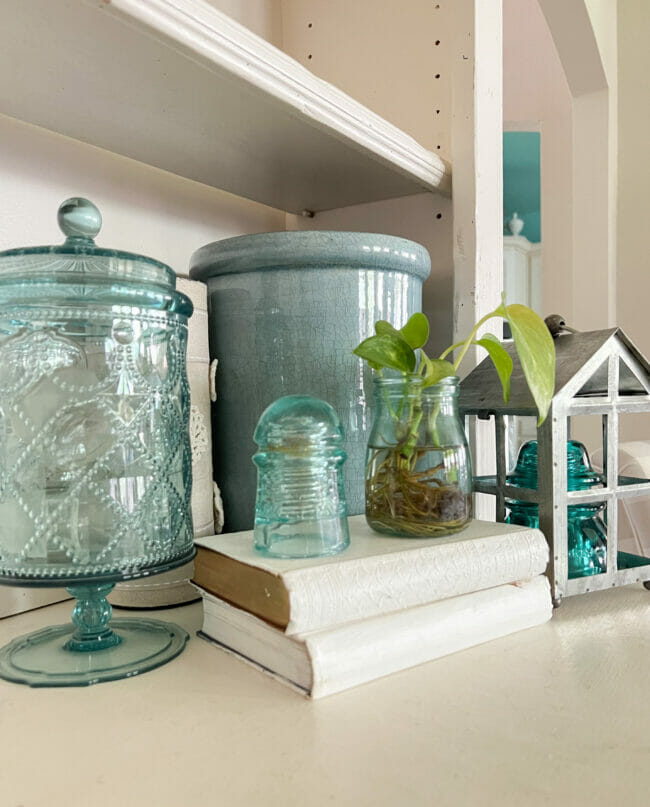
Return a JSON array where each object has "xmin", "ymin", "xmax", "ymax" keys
[{"xmin": 353, "ymin": 297, "xmax": 556, "ymax": 536}]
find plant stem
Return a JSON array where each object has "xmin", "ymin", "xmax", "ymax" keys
[
  {"xmin": 446, "ymin": 311, "xmax": 497, "ymax": 373},
  {"xmin": 438, "ymin": 341, "xmax": 464, "ymax": 360}
]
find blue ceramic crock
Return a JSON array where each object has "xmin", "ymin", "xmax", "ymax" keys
[{"xmin": 190, "ymin": 231, "xmax": 430, "ymax": 532}]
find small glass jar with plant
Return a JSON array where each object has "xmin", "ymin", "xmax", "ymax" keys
[{"xmin": 353, "ymin": 298, "xmax": 555, "ymax": 537}]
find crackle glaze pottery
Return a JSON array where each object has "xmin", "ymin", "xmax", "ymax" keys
[
  {"xmin": 0, "ymin": 198, "xmax": 195, "ymax": 686},
  {"xmin": 190, "ymin": 231, "xmax": 430, "ymax": 532}
]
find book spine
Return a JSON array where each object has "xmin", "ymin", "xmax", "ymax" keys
[
  {"xmin": 305, "ymin": 575, "xmax": 552, "ymax": 698},
  {"xmin": 283, "ymin": 528, "xmax": 549, "ymax": 634}
]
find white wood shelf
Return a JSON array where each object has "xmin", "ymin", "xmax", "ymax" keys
[{"xmin": 0, "ymin": 0, "xmax": 449, "ymax": 214}]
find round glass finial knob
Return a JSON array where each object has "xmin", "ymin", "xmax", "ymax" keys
[{"xmin": 57, "ymin": 197, "xmax": 102, "ymax": 241}]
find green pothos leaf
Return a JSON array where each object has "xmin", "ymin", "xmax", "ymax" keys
[
  {"xmin": 400, "ymin": 312, "xmax": 429, "ymax": 349},
  {"xmin": 474, "ymin": 335, "xmax": 513, "ymax": 403},
  {"xmin": 353, "ymin": 333, "xmax": 416, "ymax": 373},
  {"xmin": 420, "ymin": 355, "xmax": 456, "ymax": 388},
  {"xmin": 374, "ymin": 320, "xmax": 400, "ymax": 337},
  {"xmin": 497, "ymin": 302, "xmax": 555, "ymax": 424}
]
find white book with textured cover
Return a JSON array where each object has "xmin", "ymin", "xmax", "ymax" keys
[
  {"xmin": 193, "ymin": 515, "xmax": 549, "ymax": 635},
  {"xmin": 198, "ymin": 576, "xmax": 553, "ymax": 698}
]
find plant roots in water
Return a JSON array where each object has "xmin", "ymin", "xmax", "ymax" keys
[{"xmin": 366, "ymin": 446, "xmax": 471, "ymax": 537}]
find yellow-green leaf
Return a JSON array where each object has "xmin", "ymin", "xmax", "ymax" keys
[
  {"xmin": 400, "ymin": 312, "xmax": 429, "ymax": 349},
  {"xmin": 374, "ymin": 320, "xmax": 399, "ymax": 337},
  {"xmin": 475, "ymin": 335, "xmax": 513, "ymax": 403},
  {"xmin": 353, "ymin": 333, "xmax": 416, "ymax": 373},
  {"xmin": 504, "ymin": 304, "xmax": 555, "ymax": 424},
  {"xmin": 420, "ymin": 355, "xmax": 456, "ymax": 387}
]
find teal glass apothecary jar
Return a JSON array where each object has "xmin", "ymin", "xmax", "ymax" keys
[
  {"xmin": 253, "ymin": 395, "xmax": 350, "ymax": 558},
  {"xmin": 506, "ymin": 440, "xmax": 607, "ymax": 578},
  {"xmin": 0, "ymin": 198, "xmax": 195, "ymax": 686}
]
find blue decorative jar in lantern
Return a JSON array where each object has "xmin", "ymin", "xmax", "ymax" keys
[
  {"xmin": 506, "ymin": 440, "xmax": 607, "ymax": 579},
  {"xmin": 0, "ymin": 198, "xmax": 195, "ymax": 686}
]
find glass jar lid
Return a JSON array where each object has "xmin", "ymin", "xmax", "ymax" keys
[{"xmin": 0, "ymin": 197, "xmax": 179, "ymax": 293}]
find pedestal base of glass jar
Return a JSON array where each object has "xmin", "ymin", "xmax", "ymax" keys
[{"xmin": 0, "ymin": 617, "xmax": 189, "ymax": 687}]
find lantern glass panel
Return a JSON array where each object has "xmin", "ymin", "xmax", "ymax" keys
[{"xmin": 568, "ymin": 414, "xmax": 605, "ymax": 465}]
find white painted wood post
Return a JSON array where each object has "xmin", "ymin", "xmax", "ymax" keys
[{"xmin": 452, "ymin": 0, "xmax": 504, "ymax": 518}]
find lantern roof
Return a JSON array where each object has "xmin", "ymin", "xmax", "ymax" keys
[{"xmin": 459, "ymin": 328, "xmax": 650, "ymax": 416}]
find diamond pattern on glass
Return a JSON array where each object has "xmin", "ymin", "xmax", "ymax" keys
[{"xmin": 0, "ymin": 310, "xmax": 193, "ymax": 581}]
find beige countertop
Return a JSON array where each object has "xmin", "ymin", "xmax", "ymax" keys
[{"xmin": 1, "ymin": 585, "xmax": 649, "ymax": 807}]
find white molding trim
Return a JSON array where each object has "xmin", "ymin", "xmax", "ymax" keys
[
  {"xmin": 0, "ymin": 0, "xmax": 448, "ymax": 213},
  {"xmin": 107, "ymin": 0, "xmax": 448, "ymax": 192},
  {"xmin": 504, "ymin": 235, "xmax": 541, "ymax": 256}
]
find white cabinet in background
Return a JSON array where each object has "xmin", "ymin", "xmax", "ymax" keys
[{"xmin": 504, "ymin": 235, "xmax": 543, "ymax": 314}]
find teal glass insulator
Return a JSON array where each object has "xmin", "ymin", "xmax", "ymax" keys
[
  {"xmin": 253, "ymin": 395, "xmax": 350, "ymax": 558},
  {"xmin": 0, "ymin": 198, "xmax": 194, "ymax": 686},
  {"xmin": 506, "ymin": 440, "xmax": 607, "ymax": 578}
]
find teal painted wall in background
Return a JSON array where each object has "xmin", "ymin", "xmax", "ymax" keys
[{"xmin": 503, "ymin": 132, "xmax": 541, "ymax": 243}]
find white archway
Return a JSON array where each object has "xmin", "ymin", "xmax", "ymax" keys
[{"xmin": 504, "ymin": 0, "xmax": 617, "ymax": 332}]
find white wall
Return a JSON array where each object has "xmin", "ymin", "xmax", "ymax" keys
[
  {"xmin": 0, "ymin": 114, "xmax": 285, "ymax": 277},
  {"xmin": 503, "ymin": 0, "xmax": 574, "ymax": 326},
  {"xmin": 280, "ymin": 0, "xmax": 451, "ymax": 160},
  {"xmin": 539, "ymin": 0, "xmax": 616, "ymax": 334},
  {"xmin": 505, "ymin": 1, "xmax": 650, "ymax": 449},
  {"xmin": 618, "ymin": 0, "xmax": 650, "ymax": 441},
  {"xmin": 204, "ymin": 0, "xmax": 282, "ymax": 44}
]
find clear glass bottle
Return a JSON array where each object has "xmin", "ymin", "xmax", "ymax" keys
[
  {"xmin": 506, "ymin": 440, "xmax": 607, "ymax": 578},
  {"xmin": 253, "ymin": 395, "xmax": 350, "ymax": 558},
  {"xmin": 365, "ymin": 375, "xmax": 473, "ymax": 537}
]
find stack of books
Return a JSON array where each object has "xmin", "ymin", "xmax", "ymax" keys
[{"xmin": 192, "ymin": 515, "xmax": 552, "ymax": 698}]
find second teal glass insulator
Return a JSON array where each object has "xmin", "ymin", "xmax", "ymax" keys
[
  {"xmin": 252, "ymin": 395, "xmax": 350, "ymax": 559},
  {"xmin": 505, "ymin": 440, "xmax": 607, "ymax": 578}
]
